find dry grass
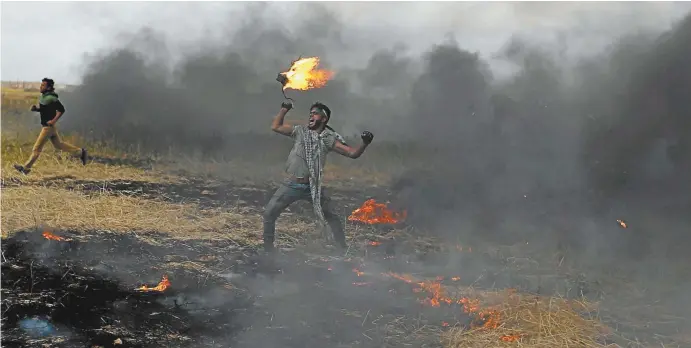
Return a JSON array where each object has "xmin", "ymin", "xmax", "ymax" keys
[
  {"xmin": 442, "ymin": 289, "xmax": 610, "ymax": 348},
  {"xmin": 1, "ymin": 186, "xmax": 255, "ymax": 242},
  {"xmin": 2, "ymin": 129, "xmax": 177, "ymax": 184},
  {"xmin": 0, "ymin": 185, "xmax": 322, "ymax": 248}
]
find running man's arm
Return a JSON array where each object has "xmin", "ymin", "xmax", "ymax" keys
[{"xmin": 46, "ymin": 100, "xmax": 66, "ymax": 126}]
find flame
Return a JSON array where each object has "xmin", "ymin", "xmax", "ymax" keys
[
  {"xmin": 617, "ymin": 219, "xmax": 627, "ymax": 228},
  {"xmin": 500, "ymin": 333, "xmax": 524, "ymax": 342},
  {"xmin": 348, "ymin": 199, "xmax": 407, "ymax": 224},
  {"xmin": 43, "ymin": 231, "xmax": 66, "ymax": 241},
  {"xmin": 475, "ymin": 309, "xmax": 501, "ymax": 329},
  {"xmin": 135, "ymin": 275, "xmax": 171, "ymax": 292},
  {"xmin": 384, "ymin": 272, "xmax": 456, "ymax": 307},
  {"xmin": 351, "ymin": 266, "xmax": 519, "ymax": 342},
  {"xmin": 279, "ymin": 57, "xmax": 334, "ymax": 91},
  {"xmin": 367, "ymin": 241, "xmax": 381, "ymax": 246},
  {"xmin": 383, "ymin": 271, "xmax": 511, "ymax": 336}
]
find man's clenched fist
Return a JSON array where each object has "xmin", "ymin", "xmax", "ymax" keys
[
  {"xmin": 361, "ymin": 131, "xmax": 374, "ymax": 144},
  {"xmin": 281, "ymin": 101, "xmax": 293, "ymax": 111}
]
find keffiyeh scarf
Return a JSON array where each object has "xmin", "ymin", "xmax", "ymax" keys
[{"xmin": 296, "ymin": 125, "xmax": 328, "ymax": 226}]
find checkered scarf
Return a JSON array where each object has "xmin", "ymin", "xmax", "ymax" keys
[{"xmin": 295, "ymin": 125, "xmax": 327, "ymax": 225}]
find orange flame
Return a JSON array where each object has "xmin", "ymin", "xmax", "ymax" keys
[
  {"xmin": 352, "ymin": 268, "xmax": 364, "ymax": 277},
  {"xmin": 500, "ymin": 333, "xmax": 524, "ymax": 342},
  {"xmin": 279, "ymin": 57, "xmax": 334, "ymax": 91},
  {"xmin": 383, "ymin": 271, "xmax": 512, "ymax": 337},
  {"xmin": 135, "ymin": 275, "xmax": 171, "ymax": 292},
  {"xmin": 43, "ymin": 231, "xmax": 66, "ymax": 241},
  {"xmin": 348, "ymin": 199, "xmax": 407, "ymax": 224},
  {"xmin": 617, "ymin": 219, "xmax": 627, "ymax": 228},
  {"xmin": 368, "ymin": 241, "xmax": 381, "ymax": 246}
]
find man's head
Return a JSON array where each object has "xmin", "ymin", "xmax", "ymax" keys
[
  {"xmin": 308, "ymin": 101, "xmax": 331, "ymax": 130},
  {"xmin": 40, "ymin": 78, "xmax": 55, "ymax": 93}
]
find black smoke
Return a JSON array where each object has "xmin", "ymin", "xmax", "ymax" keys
[{"xmin": 58, "ymin": 5, "xmax": 691, "ymax": 261}]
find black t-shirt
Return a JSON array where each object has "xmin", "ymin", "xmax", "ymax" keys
[{"xmin": 37, "ymin": 91, "xmax": 66, "ymax": 126}]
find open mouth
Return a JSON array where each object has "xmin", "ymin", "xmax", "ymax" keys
[{"xmin": 308, "ymin": 118, "xmax": 316, "ymax": 127}]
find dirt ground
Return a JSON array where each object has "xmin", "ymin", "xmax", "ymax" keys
[{"xmin": 2, "ymin": 153, "xmax": 690, "ymax": 348}]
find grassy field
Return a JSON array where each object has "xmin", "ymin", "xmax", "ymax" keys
[{"xmin": 2, "ymin": 93, "xmax": 689, "ymax": 348}]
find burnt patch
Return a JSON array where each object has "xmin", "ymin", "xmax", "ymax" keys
[
  {"xmin": 1, "ymin": 230, "xmax": 478, "ymax": 348},
  {"xmin": 1, "ymin": 230, "xmax": 254, "ymax": 348}
]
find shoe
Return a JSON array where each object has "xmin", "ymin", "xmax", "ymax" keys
[
  {"xmin": 80, "ymin": 148, "xmax": 88, "ymax": 165},
  {"xmin": 13, "ymin": 164, "xmax": 30, "ymax": 175}
]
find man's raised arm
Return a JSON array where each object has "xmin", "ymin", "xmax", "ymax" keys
[
  {"xmin": 271, "ymin": 101, "xmax": 295, "ymax": 136},
  {"xmin": 333, "ymin": 131, "xmax": 374, "ymax": 159}
]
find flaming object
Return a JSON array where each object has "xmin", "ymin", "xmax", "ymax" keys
[
  {"xmin": 43, "ymin": 231, "xmax": 67, "ymax": 241},
  {"xmin": 617, "ymin": 219, "xmax": 627, "ymax": 228},
  {"xmin": 276, "ymin": 56, "xmax": 334, "ymax": 92},
  {"xmin": 135, "ymin": 275, "xmax": 171, "ymax": 292},
  {"xmin": 348, "ymin": 199, "xmax": 407, "ymax": 224}
]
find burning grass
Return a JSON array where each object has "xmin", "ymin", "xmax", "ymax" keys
[{"xmin": 442, "ymin": 289, "xmax": 609, "ymax": 348}]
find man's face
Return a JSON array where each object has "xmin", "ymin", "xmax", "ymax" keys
[
  {"xmin": 39, "ymin": 81, "xmax": 48, "ymax": 93},
  {"xmin": 308, "ymin": 108, "xmax": 327, "ymax": 130}
]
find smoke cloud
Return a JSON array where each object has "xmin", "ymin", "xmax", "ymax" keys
[
  {"xmin": 3, "ymin": 2, "xmax": 690, "ymax": 346},
  {"xmin": 56, "ymin": 4, "xmax": 691, "ymax": 261}
]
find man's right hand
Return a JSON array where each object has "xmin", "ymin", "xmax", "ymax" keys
[
  {"xmin": 30, "ymin": 105, "xmax": 38, "ymax": 112},
  {"xmin": 281, "ymin": 101, "xmax": 293, "ymax": 111}
]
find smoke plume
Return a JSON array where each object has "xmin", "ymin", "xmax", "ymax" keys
[{"xmin": 56, "ymin": 4, "xmax": 691, "ymax": 262}]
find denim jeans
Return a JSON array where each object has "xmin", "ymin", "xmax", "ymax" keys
[{"xmin": 262, "ymin": 180, "xmax": 346, "ymax": 250}]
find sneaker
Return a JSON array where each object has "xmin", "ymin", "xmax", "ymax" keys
[
  {"xmin": 13, "ymin": 164, "xmax": 30, "ymax": 175},
  {"xmin": 80, "ymin": 148, "xmax": 88, "ymax": 165}
]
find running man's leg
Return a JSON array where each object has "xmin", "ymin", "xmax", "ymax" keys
[
  {"xmin": 21, "ymin": 127, "xmax": 53, "ymax": 170},
  {"xmin": 49, "ymin": 126, "xmax": 87, "ymax": 165}
]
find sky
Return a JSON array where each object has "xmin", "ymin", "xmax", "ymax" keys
[{"xmin": 2, "ymin": 1, "xmax": 691, "ymax": 85}]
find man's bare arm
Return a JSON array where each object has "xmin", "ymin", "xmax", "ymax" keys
[
  {"xmin": 332, "ymin": 131, "xmax": 374, "ymax": 159},
  {"xmin": 271, "ymin": 102, "xmax": 294, "ymax": 136}
]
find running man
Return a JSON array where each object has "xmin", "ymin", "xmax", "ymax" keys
[
  {"xmin": 263, "ymin": 100, "xmax": 374, "ymax": 253},
  {"xmin": 14, "ymin": 78, "xmax": 87, "ymax": 174}
]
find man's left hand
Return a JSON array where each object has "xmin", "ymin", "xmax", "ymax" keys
[
  {"xmin": 361, "ymin": 131, "xmax": 374, "ymax": 144},
  {"xmin": 46, "ymin": 120, "xmax": 56, "ymax": 126}
]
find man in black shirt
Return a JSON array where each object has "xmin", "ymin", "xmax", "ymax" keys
[{"xmin": 14, "ymin": 78, "xmax": 87, "ymax": 175}]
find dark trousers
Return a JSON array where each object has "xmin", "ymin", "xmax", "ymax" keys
[{"xmin": 262, "ymin": 180, "xmax": 346, "ymax": 250}]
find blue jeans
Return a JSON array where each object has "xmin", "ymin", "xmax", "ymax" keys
[{"xmin": 262, "ymin": 180, "xmax": 346, "ymax": 250}]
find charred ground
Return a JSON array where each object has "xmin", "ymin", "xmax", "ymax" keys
[{"xmin": 2, "ymin": 174, "xmax": 689, "ymax": 348}]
